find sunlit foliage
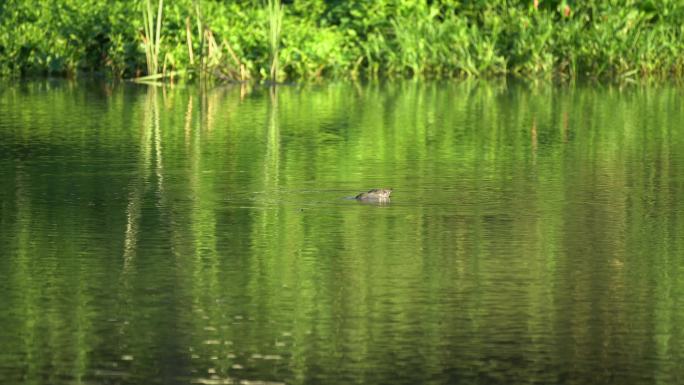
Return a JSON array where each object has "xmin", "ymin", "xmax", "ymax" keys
[{"xmin": 1, "ymin": 1, "xmax": 683, "ymax": 80}]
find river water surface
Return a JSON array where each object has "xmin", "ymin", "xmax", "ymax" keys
[{"xmin": 1, "ymin": 81, "xmax": 683, "ymax": 385}]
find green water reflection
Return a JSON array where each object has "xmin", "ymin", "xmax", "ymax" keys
[{"xmin": 1, "ymin": 81, "xmax": 684, "ymax": 385}]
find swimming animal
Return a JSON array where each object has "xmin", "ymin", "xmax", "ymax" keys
[{"xmin": 355, "ymin": 188, "xmax": 393, "ymax": 201}]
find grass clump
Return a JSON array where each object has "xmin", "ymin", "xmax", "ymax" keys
[
  {"xmin": 268, "ymin": 0, "xmax": 283, "ymax": 81},
  {"xmin": 141, "ymin": 0, "xmax": 164, "ymax": 78}
]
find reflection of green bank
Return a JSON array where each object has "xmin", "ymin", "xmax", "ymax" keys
[
  {"xmin": 1, "ymin": 82, "xmax": 684, "ymax": 384},
  {"xmin": 2, "ymin": 1, "xmax": 684, "ymax": 80}
]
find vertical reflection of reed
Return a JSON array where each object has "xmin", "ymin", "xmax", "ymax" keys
[
  {"xmin": 191, "ymin": 83, "xmax": 219, "ymax": 276},
  {"xmin": 154, "ymin": 88, "xmax": 165, "ymax": 194},
  {"xmin": 123, "ymin": 87, "xmax": 156, "ymax": 270},
  {"xmin": 531, "ymin": 117, "xmax": 538, "ymax": 158},
  {"xmin": 117, "ymin": 88, "xmax": 157, "ymax": 370},
  {"xmin": 265, "ymin": 87, "xmax": 281, "ymax": 191},
  {"xmin": 250, "ymin": 85, "xmax": 281, "ymax": 302},
  {"xmin": 184, "ymin": 95, "xmax": 193, "ymax": 146},
  {"xmin": 11, "ymin": 163, "xmax": 37, "ymax": 380}
]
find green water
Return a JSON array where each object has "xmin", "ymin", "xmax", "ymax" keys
[{"xmin": 1, "ymin": 81, "xmax": 684, "ymax": 385}]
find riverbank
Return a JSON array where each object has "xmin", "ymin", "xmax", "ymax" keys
[{"xmin": 1, "ymin": 0, "xmax": 683, "ymax": 81}]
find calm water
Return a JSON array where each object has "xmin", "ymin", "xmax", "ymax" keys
[{"xmin": 1, "ymin": 80, "xmax": 683, "ymax": 385}]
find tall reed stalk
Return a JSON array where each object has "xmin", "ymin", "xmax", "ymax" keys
[
  {"xmin": 185, "ymin": 17, "xmax": 194, "ymax": 66},
  {"xmin": 194, "ymin": 0, "xmax": 204, "ymax": 71},
  {"xmin": 142, "ymin": 0, "xmax": 164, "ymax": 76},
  {"xmin": 268, "ymin": 0, "xmax": 283, "ymax": 81}
]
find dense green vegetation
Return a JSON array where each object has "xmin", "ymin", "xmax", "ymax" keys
[{"xmin": 1, "ymin": 1, "xmax": 684, "ymax": 81}]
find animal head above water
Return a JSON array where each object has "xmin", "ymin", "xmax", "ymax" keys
[{"xmin": 355, "ymin": 188, "xmax": 393, "ymax": 200}]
